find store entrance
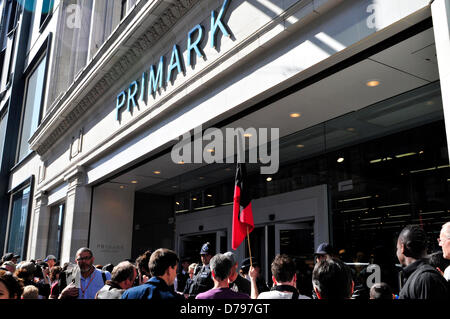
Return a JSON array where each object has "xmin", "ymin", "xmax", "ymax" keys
[{"xmin": 179, "ymin": 230, "xmax": 227, "ymax": 264}]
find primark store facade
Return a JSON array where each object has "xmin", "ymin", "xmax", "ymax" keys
[{"xmin": 1, "ymin": 0, "xmax": 449, "ymax": 291}]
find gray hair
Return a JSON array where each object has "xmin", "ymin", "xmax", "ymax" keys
[
  {"xmin": 210, "ymin": 254, "xmax": 232, "ymax": 281},
  {"xmin": 442, "ymin": 222, "xmax": 450, "ymax": 237},
  {"xmin": 188, "ymin": 263, "xmax": 197, "ymax": 271},
  {"xmin": 224, "ymin": 252, "xmax": 237, "ymax": 266}
]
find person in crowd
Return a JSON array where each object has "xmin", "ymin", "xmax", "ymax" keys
[
  {"xmin": 59, "ymin": 247, "xmax": 111, "ymax": 299},
  {"xmin": 351, "ymin": 265, "xmax": 372, "ymax": 300},
  {"xmin": 396, "ymin": 225, "xmax": 449, "ymax": 299},
  {"xmin": 135, "ymin": 250, "xmax": 152, "ymax": 286},
  {"xmin": 252, "ymin": 254, "xmax": 310, "ymax": 299},
  {"xmin": 0, "ymin": 261, "xmax": 16, "ymax": 273},
  {"xmin": 44, "ymin": 255, "xmax": 57, "ymax": 270},
  {"xmin": 312, "ymin": 257, "xmax": 354, "ymax": 299},
  {"xmin": 22, "ymin": 285, "xmax": 39, "ymax": 299},
  {"xmin": 196, "ymin": 253, "xmax": 250, "ymax": 300},
  {"xmin": 183, "ymin": 263, "xmax": 197, "ymax": 298},
  {"xmin": 102, "ymin": 263, "xmax": 114, "ymax": 274},
  {"xmin": 438, "ymin": 221, "xmax": 450, "ymax": 280},
  {"xmin": 314, "ymin": 243, "xmax": 334, "ymax": 265},
  {"xmin": 369, "ymin": 282, "xmax": 394, "ymax": 300},
  {"xmin": 175, "ymin": 258, "xmax": 190, "ymax": 293},
  {"xmin": 36, "ymin": 261, "xmax": 50, "ymax": 285},
  {"xmin": 15, "ymin": 261, "xmax": 50, "ymax": 299},
  {"xmin": 49, "ymin": 266, "xmax": 62, "ymax": 299},
  {"xmin": 1, "ymin": 253, "xmax": 20, "ymax": 264},
  {"xmin": 188, "ymin": 242, "xmax": 214, "ymax": 298},
  {"xmin": 369, "ymin": 244, "xmax": 402, "ymax": 294},
  {"xmin": 240, "ymin": 257, "xmax": 269, "ymax": 294},
  {"xmin": 96, "ymin": 261, "xmax": 137, "ymax": 299},
  {"xmin": 0, "ymin": 270, "xmax": 23, "ymax": 299},
  {"xmin": 224, "ymin": 251, "xmax": 250, "ymax": 296},
  {"xmin": 428, "ymin": 251, "xmax": 450, "ymax": 277},
  {"xmin": 121, "ymin": 248, "xmax": 184, "ymax": 300}
]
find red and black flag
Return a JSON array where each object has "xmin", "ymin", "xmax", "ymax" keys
[{"xmin": 232, "ymin": 163, "xmax": 254, "ymax": 250}]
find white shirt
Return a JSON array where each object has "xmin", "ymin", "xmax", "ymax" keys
[
  {"xmin": 444, "ymin": 265, "xmax": 450, "ymax": 281},
  {"xmin": 257, "ymin": 290, "xmax": 311, "ymax": 299}
]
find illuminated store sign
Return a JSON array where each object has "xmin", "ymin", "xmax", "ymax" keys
[{"xmin": 116, "ymin": 0, "xmax": 232, "ymax": 122}]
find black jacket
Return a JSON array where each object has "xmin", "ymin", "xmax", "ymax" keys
[
  {"xmin": 230, "ymin": 274, "xmax": 251, "ymax": 296},
  {"xmin": 399, "ymin": 259, "xmax": 449, "ymax": 300},
  {"xmin": 188, "ymin": 264, "xmax": 213, "ymax": 297}
]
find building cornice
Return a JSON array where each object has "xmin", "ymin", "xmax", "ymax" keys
[{"xmin": 29, "ymin": 0, "xmax": 200, "ymax": 156}]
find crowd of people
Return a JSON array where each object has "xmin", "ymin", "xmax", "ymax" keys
[{"xmin": 0, "ymin": 222, "xmax": 449, "ymax": 300}]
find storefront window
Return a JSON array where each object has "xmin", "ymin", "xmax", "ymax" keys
[{"xmin": 46, "ymin": 203, "xmax": 65, "ymax": 260}]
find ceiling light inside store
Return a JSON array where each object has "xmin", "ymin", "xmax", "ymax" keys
[
  {"xmin": 207, "ymin": 194, "xmax": 213, "ymax": 197},
  {"xmin": 370, "ymin": 157, "xmax": 393, "ymax": 164},
  {"xmin": 266, "ymin": 177, "xmax": 273, "ymax": 182},
  {"xmin": 296, "ymin": 144, "xmax": 305, "ymax": 148},
  {"xmin": 244, "ymin": 133, "xmax": 252, "ymax": 138},
  {"xmin": 192, "ymin": 197, "xmax": 197, "ymax": 201},
  {"xmin": 337, "ymin": 157, "xmax": 344, "ymax": 163},
  {"xmin": 178, "ymin": 161, "xmax": 185, "ymax": 164},
  {"xmin": 176, "ymin": 202, "xmax": 180, "ymax": 205},
  {"xmin": 120, "ymin": 185, "xmax": 125, "ymax": 189},
  {"xmin": 347, "ymin": 128, "xmax": 356, "ymax": 132},
  {"xmin": 131, "ymin": 181, "xmax": 138, "ymax": 184},
  {"xmin": 290, "ymin": 113, "xmax": 301, "ymax": 118},
  {"xmin": 207, "ymin": 149, "xmax": 214, "ymax": 153},
  {"xmin": 366, "ymin": 80, "xmax": 380, "ymax": 87},
  {"xmin": 153, "ymin": 171, "xmax": 161, "ymax": 175},
  {"xmin": 395, "ymin": 152, "xmax": 416, "ymax": 158}
]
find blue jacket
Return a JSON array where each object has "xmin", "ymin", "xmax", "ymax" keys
[{"xmin": 121, "ymin": 277, "xmax": 184, "ymax": 300}]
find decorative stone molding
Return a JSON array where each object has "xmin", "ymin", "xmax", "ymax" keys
[
  {"xmin": 64, "ymin": 165, "xmax": 86, "ymax": 191},
  {"xmin": 30, "ymin": 0, "xmax": 200, "ymax": 156},
  {"xmin": 70, "ymin": 128, "xmax": 84, "ymax": 160},
  {"xmin": 34, "ymin": 190, "xmax": 49, "ymax": 209},
  {"xmin": 38, "ymin": 161, "xmax": 47, "ymax": 184}
]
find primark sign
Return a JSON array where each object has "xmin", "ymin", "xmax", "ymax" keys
[{"xmin": 116, "ymin": 0, "xmax": 232, "ymax": 122}]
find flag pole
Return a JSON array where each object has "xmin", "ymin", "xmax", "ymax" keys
[{"xmin": 247, "ymin": 226, "xmax": 253, "ymax": 268}]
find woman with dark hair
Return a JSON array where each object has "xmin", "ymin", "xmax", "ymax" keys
[
  {"xmin": 49, "ymin": 266, "xmax": 62, "ymax": 299},
  {"xmin": 135, "ymin": 250, "xmax": 152, "ymax": 285},
  {"xmin": 0, "ymin": 270, "xmax": 24, "ymax": 299},
  {"xmin": 15, "ymin": 262, "xmax": 50, "ymax": 298}
]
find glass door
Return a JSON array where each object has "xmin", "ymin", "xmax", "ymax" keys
[{"xmin": 275, "ymin": 222, "xmax": 315, "ymax": 297}]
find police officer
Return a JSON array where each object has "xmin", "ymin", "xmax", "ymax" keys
[{"xmin": 188, "ymin": 242, "xmax": 214, "ymax": 298}]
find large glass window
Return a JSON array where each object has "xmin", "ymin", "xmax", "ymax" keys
[
  {"xmin": 7, "ymin": 184, "xmax": 31, "ymax": 259},
  {"xmin": 46, "ymin": 203, "xmax": 65, "ymax": 260},
  {"xmin": 40, "ymin": 0, "xmax": 54, "ymax": 27},
  {"xmin": 17, "ymin": 55, "xmax": 47, "ymax": 161},
  {"xmin": 0, "ymin": 110, "xmax": 7, "ymax": 164}
]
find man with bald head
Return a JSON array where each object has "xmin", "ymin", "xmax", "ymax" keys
[
  {"xmin": 438, "ymin": 222, "xmax": 450, "ymax": 280},
  {"xmin": 59, "ymin": 247, "xmax": 111, "ymax": 299}
]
